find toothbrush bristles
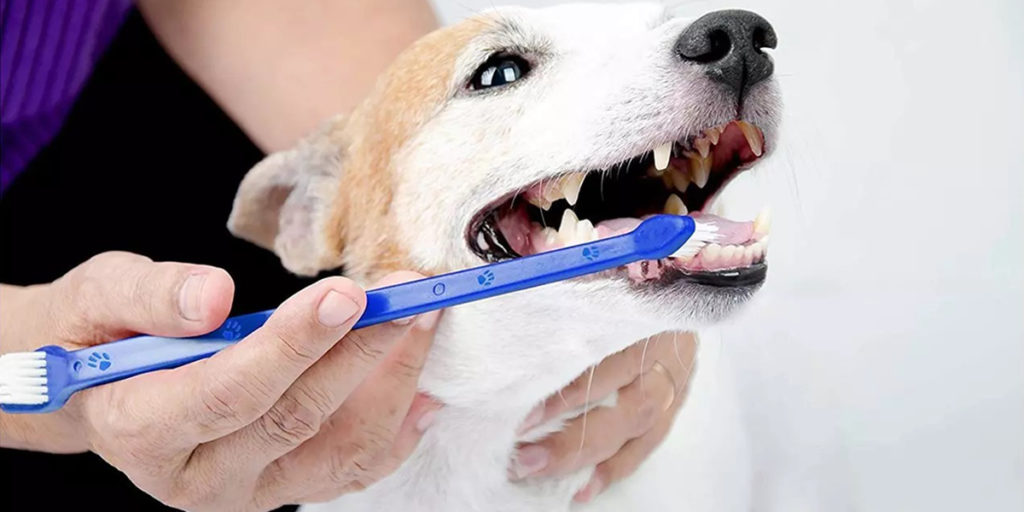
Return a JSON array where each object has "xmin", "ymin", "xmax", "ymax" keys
[
  {"xmin": 670, "ymin": 220, "xmax": 719, "ymax": 258},
  {"xmin": 0, "ymin": 351, "xmax": 49, "ymax": 405}
]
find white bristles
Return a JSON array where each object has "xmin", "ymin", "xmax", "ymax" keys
[
  {"xmin": 0, "ymin": 351, "xmax": 49, "ymax": 405},
  {"xmin": 670, "ymin": 221, "xmax": 720, "ymax": 258}
]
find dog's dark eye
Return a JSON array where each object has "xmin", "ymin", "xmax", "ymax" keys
[{"xmin": 470, "ymin": 54, "xmax": 530, "ymax": 90}]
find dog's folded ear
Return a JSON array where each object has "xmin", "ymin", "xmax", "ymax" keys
[{"xmin": 228, "ymin": 116, "xmax": 346, "ymax": 276}]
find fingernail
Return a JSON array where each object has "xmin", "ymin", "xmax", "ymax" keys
[
  {"xmin": 573, "ymin": 475, "xmax": 604, "ymax": 503},
  {"xmin": 317, "ymin": 289, "xmax": 360, "ymax": 327},
  {"xmin": 416, "ymin": 409, "xmax": 438, "ymax": 433},
  {"xmin": 414, "ymin": 309, "xmax": 441, "ymax": 331},
  {"xmin": 512, "ymin": 445, "xmax": 549, "ymax": 479},
  {"xmin": 391, "ymin": 315, "xmax": 414, "ymax": 326},
  {"xmin": 517, "ymin": 404, "xmax": 545, "ymax": 434},
  {"xmin": 178, "ymin": 272, "xmax": 208, "ymax": 321}
]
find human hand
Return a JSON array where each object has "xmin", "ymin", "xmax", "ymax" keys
[
  {"xmin": 0, "ymin": 251, "xmax": 443, "ymax": 511},
  {"xmin": 509, "ymin": 332, "xmax": 697, "ymax": 503}
]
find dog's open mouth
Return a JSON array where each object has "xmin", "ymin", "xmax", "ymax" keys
[{"xmin": 467, "ymin": 121, "xmax": 772, "ymax": 287}]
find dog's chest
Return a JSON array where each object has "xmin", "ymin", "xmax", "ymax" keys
[{"xmin": 300, "ymin": 329, "xmax": 750, "ymax": 512}]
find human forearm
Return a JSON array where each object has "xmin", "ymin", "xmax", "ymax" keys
[{"xmin": 137, "ymin": 0, "xmax": 439, "ymax": 152}]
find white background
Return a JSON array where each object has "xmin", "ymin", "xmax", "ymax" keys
[{"xmin": 432, "ymin": 1, "xmax": 1024, "ymax": 510}]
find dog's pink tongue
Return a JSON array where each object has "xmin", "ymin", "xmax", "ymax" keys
[{"xmin": 689, "ymin": 213, "xmax": 755, "ymax": 245}]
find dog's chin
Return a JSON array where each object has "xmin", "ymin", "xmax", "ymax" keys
[{"xmin": 640, "ymin": 275, "xmax": 765, "ymax": 328}]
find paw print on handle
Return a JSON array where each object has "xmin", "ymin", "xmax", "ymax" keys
[
  {"xmin": 221, "ymin": 320, "xmax": 243, "ymax": 341},
  {"xmin": 582, "ymin": 246, "xmax": 600, "ymax": 261},
  {"xmin": 87, "ymin": 352, "xmax": 112, "ymax": 371},
  {"xmin": 477, "ymin": 270, "xmax": 495, "ymax": 286}
]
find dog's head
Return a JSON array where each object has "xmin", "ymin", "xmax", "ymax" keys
[{"xmin": 229, "ymin": 3, "xmax": 780, "ymax": 405}]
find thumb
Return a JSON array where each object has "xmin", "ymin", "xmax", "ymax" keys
[{"xmin": 45, "ymin": 251, "xmax": 235, "ymax": 344}]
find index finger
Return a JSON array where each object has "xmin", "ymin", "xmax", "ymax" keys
[{"xmin": 176, "ymin": 276, "xmax": 368, "ymax": 443}]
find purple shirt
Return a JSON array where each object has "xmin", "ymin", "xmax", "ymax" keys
[{"xmin": 1, "ymin": 0, "xmax": 133, "ymax": 193}]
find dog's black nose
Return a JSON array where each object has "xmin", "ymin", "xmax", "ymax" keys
[{"xmin": 676, "ymin": 10, "xmax": 777, "ymax": 98}]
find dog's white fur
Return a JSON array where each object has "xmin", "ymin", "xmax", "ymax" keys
[{"xmin": 229, "ymin": 3, "xmax": 780, "ymax": 511}]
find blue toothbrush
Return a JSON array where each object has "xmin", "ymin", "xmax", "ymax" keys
[{"xmin": 0, "ymin": 215, "xmax": 716, "ymax": 413}]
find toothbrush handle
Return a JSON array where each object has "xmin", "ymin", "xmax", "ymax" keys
[
  {"xmin": 64, "ymin": 310, "xmax": 272, "ymax": 391},
  {"xmin": 63, "ymin": 215, "xmax": 694, "ymax": 390}
]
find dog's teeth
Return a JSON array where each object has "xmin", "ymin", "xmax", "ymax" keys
[
  {"xmin": 653, "ymin": 142, "xmax": 672, "ymax": 171},
  {"xmin": 543, "ymin": 180, "xmax": 566, "ymax": 203},
  {"xmin": 526, "ymin": 195, "xmax": 553, "ymax": 210},
  {"xmin": 706, "ymin": 127, "xmax": 721, "ymax": 145},
  {"xmin": 758, "ymin": 235, "xmax": 770, "ymax": 248},
  {"xmin": 753, "ymin": 206, "xmax": 772, "ymax": 237},
  {"xmin": 741, "ymin": 246, "xmax": 755, "ymax": 266},
  {"xmin": 736, "ymin": 121, "xmax": 764, "ymax": 157},
  {"xmin": 557, "ymin": 209, "xmax": 579, "ymax": 244},
  {"xmin": 702, "ymin": 243, "xmax": 722, "ymax": 263},
  {"xmin": 670, "ymin": 167, "xmax": 690, "ymax": 193},
  {"xmin": 576, "ymin": 218, "xmax": 598, "ymax": 243},
  {"xmin": 689, "ymin": 154, "xmax": 711, "ymax": 189},
  {"xmin": 562, "ymin": 173, "xmax": 586, "ymax": 206},
  {"xmin": 477, "ymin": 231, "xmax": 490, "ymax": 251},
  {"xmin": 664, "ymin": 194, "xmax": 687, "ymax": 215},
  {"xmin": 750, "ymin": 242, "xmax": 764, "ymax": 261},
  {"xmin": 647, "ymin": 162, "xmax": 665, "ymax": 177},
  {"xmin": 695, "ymin": 137, "xmax": 711, "ymax": 159},
  {"xmin": 721, "ymin": 244, "xmax": 739, "ymax": 263},
  {"xmin": 541, "ymin": 227, "xmax": 558, "ymax": 246}
]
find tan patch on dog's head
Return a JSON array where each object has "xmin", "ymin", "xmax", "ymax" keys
[{"xmin": 228, "ymin": 16, "xmax": 492, "ymax": 282}]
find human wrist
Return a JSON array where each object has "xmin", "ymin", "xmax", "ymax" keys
[{"xmin": 0, "ymin": 283, "xmax": 91, "ymax": 453}]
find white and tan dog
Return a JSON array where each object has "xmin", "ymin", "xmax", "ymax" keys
[{"xmin": 228, "ymin": 3, "xmax": 780, "ymax": 511}]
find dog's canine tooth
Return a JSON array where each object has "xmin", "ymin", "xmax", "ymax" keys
[
  {"xmin": 670, "ymin": 166, "xmax": 690, "ymax": 193},
  {"xmin": 753, "ymin": 206, "xmax": 772, "ymax": 236},
  {"xmin": 664, "ymin": 193, "xmax": 687, "ymax": 215},
  {"xmin": 736, "ymin": 121, "xmax": 764, "ymax": 157},
  {"xmin": 557, "ymin": 209, "xmax": 579, "ymax": 244},
  {"xmin": 647, "ymin": 162, "xmax": 665, "ymax": 178},
  {"xmin": 653, "ymin": 141, "xmax": 672, "ymax": 171},
  {"xmin": 562, "ymin": 172, "xmax": 586, "ymax": 206},
  {"xmin": 695, "ymin": 137, "xmax": 711, "ymax": 159},
  {"xmin": 690, "ymin": 154, "xmax": 711, "ymax": 188},
  {"xmin": 476, "ymin": 231, "xmax": 490, "ymax": 251}
]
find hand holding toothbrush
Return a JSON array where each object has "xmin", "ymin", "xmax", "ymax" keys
[{"xmin": 0, "ymin": 252, "xmax": 443, "ymax": 510}]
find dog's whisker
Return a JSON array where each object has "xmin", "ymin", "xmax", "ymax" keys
[
  {"xmin": 575, "ymin": 365, "xmax": 597, "ymax": 461},
  {"xmin": 639, "ymin": 335, "xmax": 653, "ymax": 393}
]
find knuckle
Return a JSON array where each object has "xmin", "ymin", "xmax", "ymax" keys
[
  {"xmin": 197, "ymin": 373, "xmax": 264, "ymax": 431},
  {"xmin": 338, "ymin": 330, "xmax": 387, "ymax": 366},
  {"xmin": 328, "ymin": 427, "xmax": 393, "ymax": 487},
  {"xmin": 388, "ymin": 353, "xmax": 426, "ymax": 382},
  {"xmin": 632, "ymin": 400, "xmax": 660, "ymax": 435},
  {"xmin": 268, "ymin": 322, "xmax": 320, "ymax": 365},
  {"xmin": 256, "ymin": 393, "xmax": 325, "ymax": 447}
]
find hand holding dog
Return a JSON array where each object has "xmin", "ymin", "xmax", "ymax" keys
[
  {"xmin": 512, "ymin": 332, "xmax": 696, "ymax": 502},
  {"xmin": 0, "ymin": 252, "xmax": 442, "ymax": 511}
]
